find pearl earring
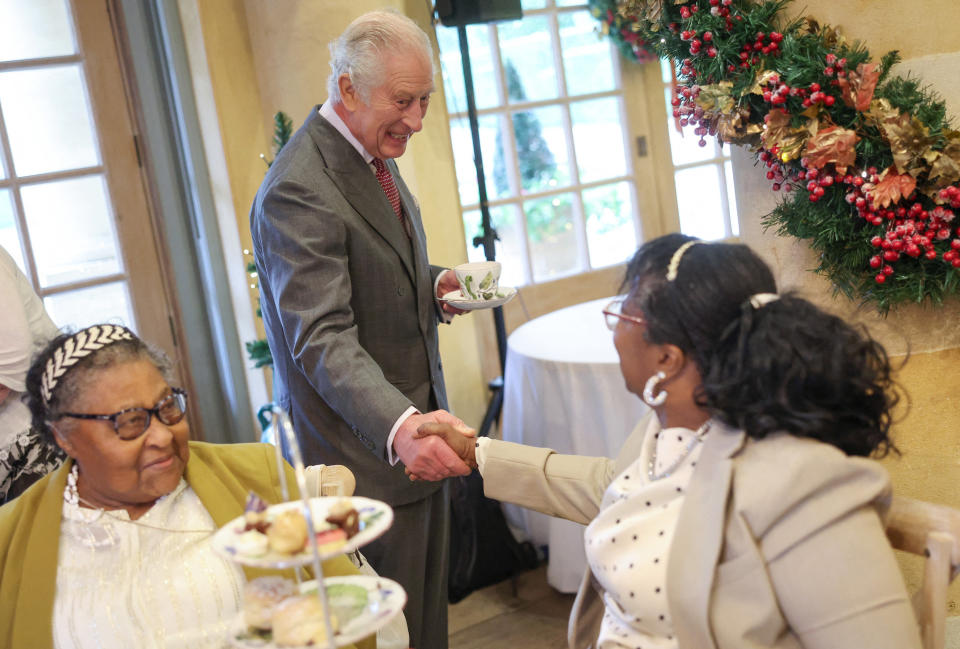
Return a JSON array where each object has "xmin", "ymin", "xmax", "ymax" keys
[{"xmin": 642, "ymin": 371, "xmax": 667, "ymax": 407}]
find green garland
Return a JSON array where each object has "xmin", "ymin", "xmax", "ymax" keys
[{"xmin": 593, "ymin": 0, "xmax": 960, "ymax": 311}]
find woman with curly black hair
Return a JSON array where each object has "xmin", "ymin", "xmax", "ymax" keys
[{"xmin": 414, "ymin": 233, "xmax": 920, "ymax": 649}]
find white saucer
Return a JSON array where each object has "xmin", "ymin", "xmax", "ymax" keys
[{"xmin": 441, "ymin": 287, "xmax": 517, "ymax": 310}]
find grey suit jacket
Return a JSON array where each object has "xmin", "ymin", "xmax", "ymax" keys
[
  {"xmin": 481, "ymin": 414, "xmax": 921, "ymax": 649},
  {"xmin": 251, "ymin": 107, "xmax": 447, "ymax": 506}
]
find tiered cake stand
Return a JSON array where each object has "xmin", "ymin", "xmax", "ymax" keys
[{"xmin": 212, "ymin": 406, "xmax": 404, "ymax": 648}]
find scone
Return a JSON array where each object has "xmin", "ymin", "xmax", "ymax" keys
[
  {"xmin": 242, "ymin": 576, "xmax": 297, "ymax": 630},
  {"xmin": 267, "ymin": 509, "xmax": 308, "ymax": 554},
  {"xmin": 272, "ymin": 595, "xmax": 339, "ymax": 646}
]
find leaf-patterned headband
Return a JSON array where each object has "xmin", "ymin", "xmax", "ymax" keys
[
  {"xmin": 666, "ymin": 240, "xmax": 703, "ymax": 281},
  {"xmin": 41, "ymin": 324, "xmax": 135, "ymax": 405}
]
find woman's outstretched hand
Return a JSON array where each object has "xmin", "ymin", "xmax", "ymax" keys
[{"xmin": 405, "ymin": 421, "xmax": 477, "ymax": 480}]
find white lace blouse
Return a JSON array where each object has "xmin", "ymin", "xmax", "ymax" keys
[
  {"xmin": 584, "ymin": 424, "xmax": 707, "ymax": 649},
  {"xmin": 53, "ymin": 479, "xmax": 245, "ymax": 649}
]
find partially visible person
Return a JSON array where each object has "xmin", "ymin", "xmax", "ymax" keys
[
  {"xmin": 415, "ymin": 234, "xmax": 921, "ymax": 649},
  {"xmin": 0, "ymin": 245, "xmax": 63, "ymax": 503},
  {"xmin": 0, "ymin": 324, "xmax": 372, "ymax": 649},
  {"xmin": 250, "ymin": 10, "xmax": 471, "ymax": 648}
]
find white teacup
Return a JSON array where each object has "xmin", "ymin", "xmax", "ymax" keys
[{"xmin": 454, "ymin": 262, "xmax": 501, "ymax": 301}]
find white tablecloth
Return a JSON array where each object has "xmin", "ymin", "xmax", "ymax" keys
[{"xmin": 499, "ymin": 296, "xmax": 648, "ymax": 592}]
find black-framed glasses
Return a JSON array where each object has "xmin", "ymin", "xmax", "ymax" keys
[
  {"xmin": 602, "ymin": 299, "xmax": 645, "ymax": 331},
  {"xmin": 59, "ymin": 389, "xmax": 188, "ymax": 440}
]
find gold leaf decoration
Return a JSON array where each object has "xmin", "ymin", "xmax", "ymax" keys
[
  {"xmin": 695, "ymin": 82, "xmax": 735, "ymax": 114},
  {"xmin": 924, "ymin": 130, "xmax": 960, "ymax": 192},
  {"xmin": 804, "ymin": 126, "xmax": 859, "ymax": 174},
  {"xmin": 838, "ymin": 63, "xmax": 880, "ymax": 112},
  {"xmin": 867, "ymin": 99, "xmax": 934, "ymax": 175},
  {"xmin": 762, "ymin": 108, "xmax": 808, "ymax": 162},
  {"xmin": 748, "ymin": 70, "xmax": 780, "ymax": 96},
  {"xmin": 618, "ymin": 0, "xmax": 664, "ymax": 24},
  {"xmin": 868, "ymin": 166, "xmax": 917, "ymax": 209},
  {"xmin": 716, "ymin": 107, "xmax": 762, "ymax": 145}
]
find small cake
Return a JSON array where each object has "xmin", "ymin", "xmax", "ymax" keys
[
  {"xmin": 267, "ymin": 509, "xmax": 308, "ymax": 554},
  {"xmin": 325, "ymin": 499, "xmax": 360, "ymax": 537},
  {"xmin": 272, "ymin": 595, "xmax": 338, "ymax": 647},
  {"xmin": 242, "ymin": 576, "xmax": 297, "ymax": 630},
  {"xmin": 234, "ymin": 529, "xmax": 269, "ymax": 557}
]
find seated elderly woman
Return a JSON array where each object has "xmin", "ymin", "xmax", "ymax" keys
[
  {"xmin": 0, "ymin": 324, "xmax": 372, "ymax": 649},
  {"xmin": 416, "ymin": 233, "xmax": 921, "ymax": 649}
]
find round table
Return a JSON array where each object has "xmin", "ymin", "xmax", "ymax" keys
[{"xmin": 499, "ymin": 296, "xmax": 648, "ymax": 592}]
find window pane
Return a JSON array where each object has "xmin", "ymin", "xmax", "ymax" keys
[
  {"xmin": 557, "ymin": 0, "xmax": 588, "ymax": 6},
  {"xmin": 513, "ymin": 106, "xmax": 570, "ymax": 192},
  {"xmin": 583, "ymin": 182, "xmax": 637, "ymax": 267},
  {"xmin": 462, "ymin": 205, "xmax": 527, "ymax": 287},
  {"xmin": 20, "ymin": 175, "xmax": 122, "ymax": 287},
  {"xmin": 436, "ymin": 24, "xmax": 500, "ymax": 114},
  {"xmin": 674, "ymin": 165, "xmax": 727, "ymax": 241},
  {"xmin": 725, "ymin": 160, "xmax": 740, "ymax": 236},
  {"xmin": 662, "ymin": 88, "xmax": 717, "ymax": 166},
  {"xmin": 44, "ymin": 281, "xmax": 135, "ymax": 333},
  {"xmin": 525, "ymin": 193, "xmax": 581, "ymax": 281},
  {"xmin": 0, "ymin": 65, "xmax": 100, "ymax": 176},
  {"xmin": 451, "ymin": 114, "xmax": 514, "ymax": 206},
  {"xmin": 499, "ymin": 17, "xmax": 558, "ymax": 103},
  {"xmin": 521, "ymin": 0, "xmax": 547, "ymax": 9},
  {"xmin": 0, "ymin": 0, "xmax": 76, "ymax": 63},
  {"xmin": 0, "ymin": 190, "xmax": 26, "ymax": 272},
  {"xmin": 570, "ymin": 97, "xmax": 628, "ymax": 182},
  {"xmin": 559, "ymin": 10, "xmax": 615, "ymax": 96}
]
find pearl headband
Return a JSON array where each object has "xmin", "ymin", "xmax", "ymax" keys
[
  {"xmin": 41, "ymin": 324, "xmax": 134, "ymax": 405},
  {"xmin": 749, "ymin": 293, "xmax": 779, "ymax": 309},
  {"xmin": 666, "ymin": 240, "xmax": 702, "ymax": 281}
]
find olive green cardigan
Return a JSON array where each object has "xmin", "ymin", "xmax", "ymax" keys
[{"xmin": 0, "ymin": 441, "xmax": 375, "ymax": 649}]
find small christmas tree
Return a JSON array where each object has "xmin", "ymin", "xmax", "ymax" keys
[{"xmin": 245, "ymin": 111, "xmax": 293, "ymax": 369}]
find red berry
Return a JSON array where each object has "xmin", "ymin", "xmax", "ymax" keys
[
  {"xmin": 926, "ymin": 249, "xmax": 938, "ymax": 260},
  {"xmin": 824, "ymin": 95, "xmax": 835, "ymax": 106},
  {"xmin": 703, "ymin": 31, "xmax": 713, "ymax": 42},
  {"xmin": 875, "ymin": 274, "xmax": 886, "ymax": 283},
  {"xmin": 869, "ymin": 255, "xmax": 882, "ymax": 268},
  {"xmin": 883, "ymin": 265, "xmax": 895, "ymax": 276}
]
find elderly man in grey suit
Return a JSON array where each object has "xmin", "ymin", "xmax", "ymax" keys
[{"xmin": 250, "ymin": 10, "xmax": 473, "ymax": 649}]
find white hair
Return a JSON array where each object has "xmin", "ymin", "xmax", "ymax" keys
[{"xmin": 327, "ymin": 10, "xmax": 435, "ymax": 105}]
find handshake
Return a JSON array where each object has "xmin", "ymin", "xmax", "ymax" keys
[{"xmin": 391, "ymin": 410, "xmax": 478, "ymax": 482}]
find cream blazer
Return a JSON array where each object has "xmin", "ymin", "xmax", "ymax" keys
[{"xmin": 481, "ymin": 413, "xmax": 921, "ymax": 649}]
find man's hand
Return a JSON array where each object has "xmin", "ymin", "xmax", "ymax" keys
[
  {"xmin": 437, "ymin": 269, "xmax": 467, "ymax": 316},
  {"xmin": 392, "ymin": 410, "xmax": 473, "ymax": 481}
]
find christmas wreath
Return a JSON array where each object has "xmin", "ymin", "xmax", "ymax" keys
[{"xmin": 592, "ymin": 0, "xmax": 960, "ymax": 310}]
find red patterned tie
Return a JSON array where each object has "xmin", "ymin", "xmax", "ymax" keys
[{"xmin": 373, "ymin": 158, "xmax": 404, "ymax": 226}]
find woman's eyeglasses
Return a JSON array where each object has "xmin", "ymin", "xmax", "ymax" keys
[
  {"xmin": 602, "ymin": 299, "xmax": 645, "ymax": 331},
  {"xmin": 59, "ymin": 389, "xmax": 188, "ymax": 440}
]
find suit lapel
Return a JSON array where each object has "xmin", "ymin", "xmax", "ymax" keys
[
  {"xmin": 306, "ymin": 112, "xmax": 416, "ymax": 283},
  {"xmin": 667, "ymin": 421, "xmax": 746, "ymax": 649}
]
